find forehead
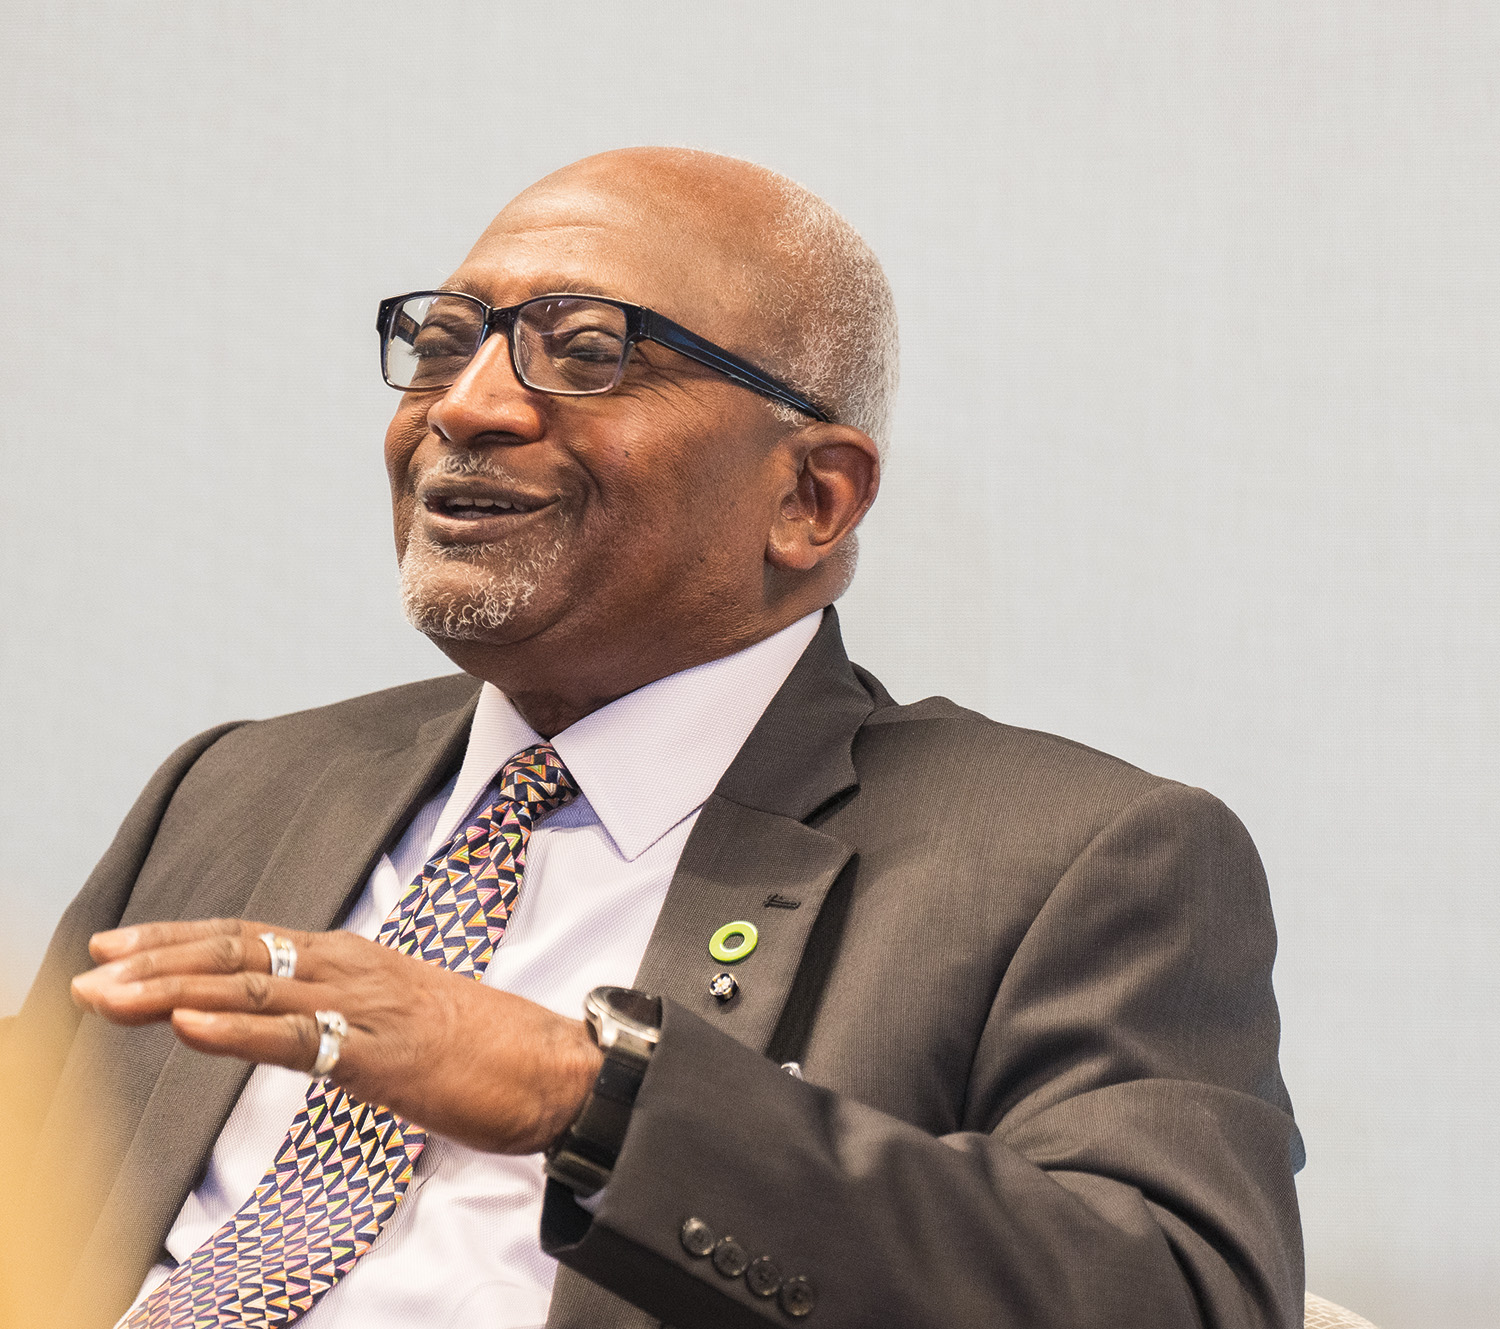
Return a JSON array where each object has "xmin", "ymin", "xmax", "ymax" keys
[{"xmin": 447, "ymin": 176, "xmax": 769, "ymax": 345}]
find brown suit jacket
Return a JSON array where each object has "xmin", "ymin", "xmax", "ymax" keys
[{"xmin": 3, "ymin": 610, "xmax": 1303, "ymax": 1328}]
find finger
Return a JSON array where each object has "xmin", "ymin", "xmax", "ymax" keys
[
  {"xmin": 75, "ymin": 925, "xmax": 292, "ymax": 1011},
  {"xmin": 74, "ymin": 968, "xmax": 332, "ymax": 1027},
  {"xmin": 90, "ymin": 918, "xmax": 320, "ymax": 973},
  {"xmin": 173, "ymin": 1008, "xmax": 329, "ymax": 1075},
  {"xmin": 90, "ymin": 917, "xmax": 245, "ymax": 963},
  {"xmin": 89, "ymin": 916, "xmax": 307, "ymax": 964},
  {"xmin": 79, "ymin": 932, "xmax": 269, "ymax": 991}
]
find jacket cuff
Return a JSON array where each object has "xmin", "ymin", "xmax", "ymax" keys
[{"xmin": 541, "ymin": 998, "xmax": 817, "ymax": 1327}]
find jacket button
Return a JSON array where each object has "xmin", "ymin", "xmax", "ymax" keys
[
  {"xmin": 712, "ymin": 1236, "xmax": 750, "ymax": 1278},
  {"xmin": 746, "ymin": 1255, "xmax": 782, "ymax": 1297},
  {"xmin": 679, "ymin": 1217, "xmax": 716, "ymax": 1257},
  {"xmin": 780, "ymin": 1275, "xmax": 816, "ymax": 1317}
]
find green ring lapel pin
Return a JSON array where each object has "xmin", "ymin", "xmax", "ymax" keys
[{"xmin": 708, "ymin": 920, "xmax": 759, "ymax": 964}]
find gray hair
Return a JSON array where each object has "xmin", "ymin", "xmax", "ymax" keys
[
  {"xmin": 533, "ymin": 148, "xmax": 900, "ymax": 452},
  {"xmin": 725, "ymin": 162, "xmax": 899, "ymax": 455}
]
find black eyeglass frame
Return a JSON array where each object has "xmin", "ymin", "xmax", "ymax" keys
[{"xmin": 376, "ymin": 290, "xmax": 830, "ymax": 422}]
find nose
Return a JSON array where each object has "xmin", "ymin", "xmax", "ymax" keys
[{"xmin": 424, "ymin": 328, "xmax": 547, "ymax": 449}]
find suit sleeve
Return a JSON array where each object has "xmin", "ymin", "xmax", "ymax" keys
[
  {"xmin": 1, "ymin": 723, "xmax": 246, "ymax": 1139},
  {"xmin": 541, "ymin": 783, "xmax": 1305, "ymax": 1329}
]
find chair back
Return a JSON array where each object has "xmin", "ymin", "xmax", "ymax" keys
[{"xmin": 1305, "ymin": 1291, "xmax": 1378, "ymax": 1329}]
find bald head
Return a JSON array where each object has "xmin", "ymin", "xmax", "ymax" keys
[{"xmin": 488, "ymin": 148, "xmax": 899, "ymax": 452}]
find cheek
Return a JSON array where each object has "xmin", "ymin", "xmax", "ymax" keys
[
  {"xmin": 605, "ymin": 434, "xmax": 771, "ymax": 578},
  {"xmin": 383, "ymin": 409, "xmax": 428, "ymax": 551},
  {"xmin": 599, "ymin": 437, "xmax": 709, "ymax": 534},
  {"xmin": 383, "ymin": 405, "xmax": 428, "ymax": 490}
]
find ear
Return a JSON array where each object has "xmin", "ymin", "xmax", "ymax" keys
[{"xmin": 765, "ymin": 423, "xmax": 881, "ymax": 573}]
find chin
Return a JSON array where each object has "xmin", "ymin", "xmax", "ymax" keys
[{"xmin": 398, "ymin": 534, "xmax": 564, "ymax": 643}]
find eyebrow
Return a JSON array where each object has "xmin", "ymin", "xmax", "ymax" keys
[{"xmin": 437, "ymin": 276, "xmax": 621, "ymax": 303}]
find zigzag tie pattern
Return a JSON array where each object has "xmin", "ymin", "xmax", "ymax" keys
[{"xmin": 125, "ymin": 743, "xmax": 579, "ymax": 1328}]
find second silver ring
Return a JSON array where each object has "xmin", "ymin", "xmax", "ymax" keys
[{"xmin": 312, "ymin": 1009, "xmax": 349, "ymax": 1078}]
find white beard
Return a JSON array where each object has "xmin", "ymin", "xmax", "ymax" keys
[
  {"xmin": 398, "ymin": 450, "xmax": 569, "ymax": 641},
  {"xmin": 399, "ymin": 530, "xmax": 566, "ymax": 641}
]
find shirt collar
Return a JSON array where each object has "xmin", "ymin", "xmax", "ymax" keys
[{"xmin": 444, "ymin": 610, "xmax": 824, "ymax": 862}]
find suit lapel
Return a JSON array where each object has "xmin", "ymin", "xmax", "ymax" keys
[
  {"xmin": 633, "ymin": 797, "xmax": 852, "ymax": 1052},
  {"xmin": 642, "ymin": 610, "xmax": 872, "ymax": 1002},
  {"xmin": 634, "ymin": 608, "xmax": 873, "ymax": 1051},
  {"xmin": 62, "ymin": 691, "xmax": 479, "ymax": 1322},
  {"xmin": 239, "ymin": 709, "xmax": 478, "ymax": 933}
]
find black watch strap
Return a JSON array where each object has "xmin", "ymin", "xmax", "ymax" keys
[
  {"xmin": 545, "ymin": 988, "xmax": 659, "ymax": 1197},
  {"xmin": 545, "ymin": 1054, "xmax": 646, "ymax": 1196}
]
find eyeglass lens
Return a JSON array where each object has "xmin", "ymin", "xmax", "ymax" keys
[{"xmin": 384, "ymin": 294, "xmax": 631, "ymax": 394}]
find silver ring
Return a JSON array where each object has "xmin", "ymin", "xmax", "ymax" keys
[
  {"xmin": 311, "ymin": 1009, "xmax": 348, "ymax": 1078},
  {"xmin": 259, "ymin": 931, "xmax": 297, "ymax": 980}
]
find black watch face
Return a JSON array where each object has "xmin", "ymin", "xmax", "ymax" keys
[{"xmin": 605, "ymin": 987, "xmax": 661, "ymax": 1029}]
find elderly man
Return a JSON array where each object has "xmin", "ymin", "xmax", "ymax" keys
[{"xmin": 4, "ymin": 148, "xmax": 1303, "ymax": 1329}]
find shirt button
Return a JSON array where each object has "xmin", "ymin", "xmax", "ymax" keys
[
  {"xmin": 746, "ymin": 1254, "xmax": 783, "ymax": 1297},
  {"xmin": 712, "ymin": 1236, "xmax": 750, "ymax": 1278},
  {"xmin": 780, "ymin": 1275, "xmax": 816, "ymax": 1317},
  {"xmin": 679, "ymin": 1217, "xmax": 716, "ymax": 1257}
]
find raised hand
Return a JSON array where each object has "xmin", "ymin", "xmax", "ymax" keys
[{"xmin": 71, "ymin": 918, "xmax": 601, "ymax": 1155}]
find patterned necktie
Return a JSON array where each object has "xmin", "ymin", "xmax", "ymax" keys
[{"xmin": 127, "ymin": 743, "xmax": 580, "ymax": 1329}]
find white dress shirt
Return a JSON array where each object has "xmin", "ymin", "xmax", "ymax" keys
[{"xmin": 126, "ymin": 610, "xmax": 823, "ymax": 1329}]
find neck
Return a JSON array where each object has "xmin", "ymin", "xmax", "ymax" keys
[{"xmin": 434, "ymin": 603, "xmax": 824, "ymax": 738}]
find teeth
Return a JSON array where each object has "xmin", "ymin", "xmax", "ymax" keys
[{"xmin": 443, "ymin": 495, "xmax": 519, "ymax": 512}]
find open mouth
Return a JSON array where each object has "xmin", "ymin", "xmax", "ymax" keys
[
  {"xmin": 430, "ymin": 494, "xmax": 547, "ymax": 519},
  {"xmin": 415, "ymin": 480, "xmax": 558, "ymax": 541}
]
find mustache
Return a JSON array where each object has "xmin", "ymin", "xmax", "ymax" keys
[{"xmin": 420, "ymin": 452, "xmax": 520, "ymax": 483}]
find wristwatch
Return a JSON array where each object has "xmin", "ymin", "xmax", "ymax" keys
[{"xmin": 544, "ymin": 985, "xmax": 662, "ymax": 1198}]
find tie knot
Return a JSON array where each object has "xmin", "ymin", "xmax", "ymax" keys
[{"xmin": 496, "ymin": 742, "xmax": 580, "ymax": 816}]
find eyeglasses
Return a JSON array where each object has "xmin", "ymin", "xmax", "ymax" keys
[{"xmin": 376, "ymin": 290, "xmax": 829, "ymax": 421}]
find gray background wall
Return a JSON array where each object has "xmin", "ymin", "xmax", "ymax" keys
[{"xmin": 2, "ymin": 3, "xmax": 1494, "ymax": 1325}]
